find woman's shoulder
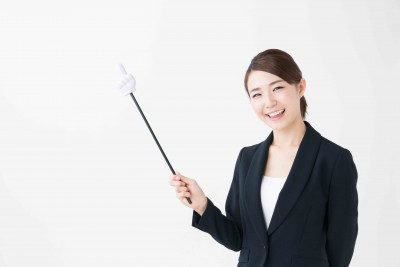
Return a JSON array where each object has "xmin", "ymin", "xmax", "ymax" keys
[
  {"xmin": 242, "ymin": 140, "xmax": 263, "ymax": 153},
  {"xmin": 316, "ymin": 134, "xmax": 356, "ymax": 172},
  {"xmin": 320, "ymin": 135, "xmax": 352, "ymax": 157},
  {"xmin": 237, "ymin": 140, "xmax": 265, "ymax": 162},
  {"xmin": 309, "ymin": 121, "xmax": 352, "ymax": 155}
]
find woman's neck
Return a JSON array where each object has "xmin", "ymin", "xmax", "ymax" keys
[{"xmin": 271, "ymin": 119, "xmax": 306, "ymax": 148}]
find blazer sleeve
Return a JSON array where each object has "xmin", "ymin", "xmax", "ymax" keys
[
  {"xmin": 326, "ymin": 148, "xmax": 359, "ymax": 267},
  {"xmin": 191, "ymin": 147, "xmax": 244, "ymax": 252}
]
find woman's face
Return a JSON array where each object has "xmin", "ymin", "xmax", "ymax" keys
[{"xmin": 247, "ymin": 71, "xmax": 306, "ymax": 131}]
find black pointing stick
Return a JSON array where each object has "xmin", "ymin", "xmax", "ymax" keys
[{"xmin": 117, "ymin": 64, "xmax": 192, "ymax": 205}]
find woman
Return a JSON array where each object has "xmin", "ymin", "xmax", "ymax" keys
[{"xmin": 169, "ymin": 49, "xmax": 358, "ymax": 267}]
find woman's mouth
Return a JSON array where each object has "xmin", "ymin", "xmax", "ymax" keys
[{"xmin": 267, "ymin": 109, "xmax": 285, "ymax": 121}]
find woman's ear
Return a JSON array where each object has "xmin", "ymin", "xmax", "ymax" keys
[{"xmin": 298, "ymin": 78, "xmax": 306, "ymax": 97}]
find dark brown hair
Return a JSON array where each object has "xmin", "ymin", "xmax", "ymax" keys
[{"xmin": 244, "ymin": 49, "xmax": 308, "ymax": 119}]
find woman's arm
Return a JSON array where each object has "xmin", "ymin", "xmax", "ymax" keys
[
  {"xmin": 170, "ymin": 148, "xmax": 245, "ymax": 251},
  {"xmin": 326, "ymin": 149, "xmax": 359, "ymax": 267}
]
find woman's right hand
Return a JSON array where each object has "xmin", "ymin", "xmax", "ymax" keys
[{"xmin": 169, "ymin": 171, "xmax": 208, "ymax": 215}]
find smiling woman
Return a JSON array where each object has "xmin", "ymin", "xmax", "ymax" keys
[
  {"xmin": 246, "ymin": 70, "xmax": 306, "ymax": 131},
  {"xmin": 169, "ymin": 48, "xmax": 358, "ymax": 267},
  {"xmin": 244, "ymin": 49, "xmax": 307, "ymax": 120}
]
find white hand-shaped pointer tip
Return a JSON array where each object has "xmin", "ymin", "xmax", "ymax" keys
[{"xmin": 117, "ymin": 64, "xmax": 136, "ymax": 95}]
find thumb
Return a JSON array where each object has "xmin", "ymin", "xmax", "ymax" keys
[{"xmin": 176, "ymin": 171, "xmax": 191, "ymax": 184}]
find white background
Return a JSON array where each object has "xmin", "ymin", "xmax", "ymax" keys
[{"xmin": 0, "ymin": 0, "xmax": 399, "ymax": 266}]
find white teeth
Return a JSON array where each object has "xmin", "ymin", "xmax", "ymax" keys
[{"xmin": 268, "ymin": 109, "xmax": 284, "ymax": 117}]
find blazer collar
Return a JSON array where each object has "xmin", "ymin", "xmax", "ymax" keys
[{"xmin": 243, "ymin": 120, "xmax": 322, "ymax": 241}]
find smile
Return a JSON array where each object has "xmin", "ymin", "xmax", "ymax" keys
[{"xmin": 267, "ymin": 109, "xmax": 285, "ymax": 118}]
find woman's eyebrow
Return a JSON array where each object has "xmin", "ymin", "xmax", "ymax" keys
[
  {"xmin": 249, "ymin": 79, "xmax": 284, "ymax": 93},
  {"xmin": 269, "ymin": 79, "xmax": 284, "ymax": 86}
]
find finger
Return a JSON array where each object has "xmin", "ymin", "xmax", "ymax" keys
[
  {"xmin": 178, "ymin": 174, "xmax": 191, "ymax": 184},
  {"xmin": 128, "ymin": 73, "xmax": 135, "ymax": 82},
  {"xmin": 119, "ymin": 64, "xmax": 127, "ymax": 76},
  {"xmin": 117, "ymin": 80, "xmax": 125, "ymax": 89},
  {"xmin": 170, "ymin": 180, "xmax": 185, "ymax": 187},
  {"xmin": 169, "ymin": 175, "xmax": 180, "ymax": 183},
  {"xmin": 169, "ymin": 177, "xmax": 185, "ymax": 185},
  {"xmin": 179, "ymin": 196, "xmax": 191, "ymax": 204},
  {"xmin": 177, "ymin": 191, "xmax": 190, "ymax": 199},
  {"xmin": 176, "ymin": 171, "xmax": 186, "ymax": 181},
  {"xmin": 175, "ymin": 186, "xmax": 189, "ymax": 193}
]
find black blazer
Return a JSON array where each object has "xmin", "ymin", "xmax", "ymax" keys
[{"xmin": 192, "ymin": 120, "xmax": 358, "ymax": 267}]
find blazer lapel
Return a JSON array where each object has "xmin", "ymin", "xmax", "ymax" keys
[
  {"xmin": 244, "ymin": 121, "xmax": 322, "ymax": 241},
  {"xmin": 243, "ymin": 131, "xmax": 273, "ymax": 244}
]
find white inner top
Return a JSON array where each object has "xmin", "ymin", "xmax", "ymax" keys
[{"xmin": 260, "ymin": 175, "xmax": 287, "ymax": 229}]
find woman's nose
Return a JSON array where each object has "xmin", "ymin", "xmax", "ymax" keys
[{"xmin": 264, "ymin": 93, "xmax": 277, "ymax": 108}]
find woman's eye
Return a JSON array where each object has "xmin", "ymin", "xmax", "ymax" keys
[
  {"xmin": 252, "ymin": 93, "xmax": 261, "ymax": 98},
  {"xmin": 273, "ymin": 86, "xmax": 283, "ymax": 92}
]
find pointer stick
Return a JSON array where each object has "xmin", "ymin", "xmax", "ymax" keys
[{"xmin": 118, "ymin": 64, "xmax": 192, "ymax": 205}]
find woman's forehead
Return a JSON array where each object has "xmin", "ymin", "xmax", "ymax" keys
[{"xmin": 248, "ymin": 71, "xmax": 286, "ymax": 89}]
